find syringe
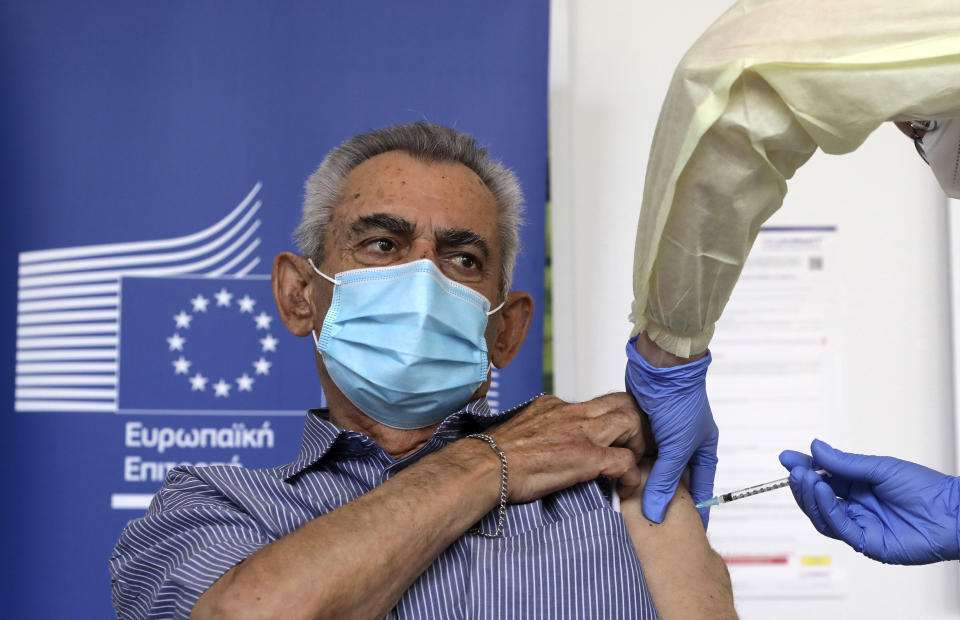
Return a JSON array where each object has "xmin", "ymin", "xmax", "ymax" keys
[{"xmin": 695, "ymin": 469, "xmax": 829, "ymax": 509}]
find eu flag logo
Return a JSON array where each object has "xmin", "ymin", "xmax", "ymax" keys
[
  {"xmin": 117, "ymin": 276, "xmax": 321, "ymax": 414},
  {"xmin": 15, "ymin": 183, "xmax": 323, "ymax": 415}
]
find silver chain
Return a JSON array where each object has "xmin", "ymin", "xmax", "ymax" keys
[{"xmin": 466, "ymin": 433, "xmax": 508, "ymax": 538}]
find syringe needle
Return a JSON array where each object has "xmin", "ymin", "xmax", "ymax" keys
[{"xmin": 695, "ymin": 468, "xmax": 829, "ymax": 509}]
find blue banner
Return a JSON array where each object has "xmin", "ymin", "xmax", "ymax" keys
[{"xmin": 0, "ymin": 2, "xmax": 548, "ymax": 616}]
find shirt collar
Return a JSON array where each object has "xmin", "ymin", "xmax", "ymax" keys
[{"xmin": 279, "ymin": 394, "xmax": 542, "ymax": 481}]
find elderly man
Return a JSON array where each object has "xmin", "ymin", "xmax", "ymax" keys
[{"xmin": 110, "ymin": 123, "xmax": 735, "ymax": 619}]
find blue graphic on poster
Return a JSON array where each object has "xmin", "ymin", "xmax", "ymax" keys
[{"xmin": 0, "ymin": 2, "xmax": 548, "ymax": 616}]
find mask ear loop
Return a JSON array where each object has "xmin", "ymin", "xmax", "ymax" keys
[
  {"xmin": 486, "ymin": 300, "xmax": 507, "ymax": 371},
  {"xmin": 307, "ymin": 257, "xmax": 341, "ymax": 349},
  {"xmin": 487, "ymin": 301, "xmax": 506, "ymax": 316},
  {"xmin": 307, "ymin": 257, "xmax": 341, "ymax": 285}
]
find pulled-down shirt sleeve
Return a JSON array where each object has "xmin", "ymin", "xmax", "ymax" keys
[
  {"xmin": 110, "ymin": 467, "xmax": 271, "ymax": 620},
  {"xmin": 631, "ymin": 0, "xmax": 960, "ymax": 357}
]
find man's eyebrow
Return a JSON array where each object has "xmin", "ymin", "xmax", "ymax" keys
[
  {"xmin": 349, "ymin": 213, "xmax": 416, "ymax": 237},
  {"xmin": 435, "ymin": 227, "xmax": 490, "ymax": 260}
]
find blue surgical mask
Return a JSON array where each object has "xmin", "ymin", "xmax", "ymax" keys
[{"xmin": 309, "ymin": 258, "xmax": 504, "ymax": 429}]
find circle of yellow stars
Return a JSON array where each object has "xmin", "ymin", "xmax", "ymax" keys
[{"xmin": 166, "ymin": 287, "xmax": 277, "ymax": 398}]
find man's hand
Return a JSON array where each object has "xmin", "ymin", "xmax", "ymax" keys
[
  {"xmin": 625, "ymin": 333, "xmax": 718, "ymax": 529},
  {"xmin": 487, "ymin": 392, "xmax": 651, "ymax": 503}
]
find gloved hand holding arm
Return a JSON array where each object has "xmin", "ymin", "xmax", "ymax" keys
[
  {"xmin": 626, "ymin": 333, "xmax": 718, "ymax": 528},
  {"xmin": 779, "ymin": 439, "xmax": 960, "ymax": 565}
]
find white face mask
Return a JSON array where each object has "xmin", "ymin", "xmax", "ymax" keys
[{"xmin": 918, "ymin": 118, "xmax": 960, "ymax": 199}]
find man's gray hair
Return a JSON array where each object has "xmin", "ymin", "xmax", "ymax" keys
[{"xmin": 294, "ymin": 122, "xmax": 525, "ymax": 299}]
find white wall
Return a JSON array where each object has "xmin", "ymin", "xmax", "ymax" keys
[{"xmin": 549, "ymin": 1, "xmax": 960, "ymax": 617}]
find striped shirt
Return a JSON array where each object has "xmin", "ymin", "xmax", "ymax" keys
[{"xmin": 110, "ymin": 397, "xmax": 659, "ymax": 619}]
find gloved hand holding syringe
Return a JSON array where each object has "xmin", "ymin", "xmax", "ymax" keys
[{"xmin": 695, "ymin": 469, "xmax": 830, "ymax": 509}]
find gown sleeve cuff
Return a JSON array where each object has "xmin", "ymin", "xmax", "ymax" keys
[{"xmin": 629, "ymin": 314, "xmax": 714, "ymax": 359}]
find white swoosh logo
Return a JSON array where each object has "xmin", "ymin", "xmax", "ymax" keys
[{"xmin": 15, "ymin": 183, "xmax": 264, "ymax": 413}]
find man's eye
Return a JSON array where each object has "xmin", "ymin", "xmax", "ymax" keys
[
  {"xmin": 453, "ymin": 254, "xmax": 479, "ymax": 270},
  {"xmin": 368, "ymin": 238, "xmax": 395, "ymax": 253}
]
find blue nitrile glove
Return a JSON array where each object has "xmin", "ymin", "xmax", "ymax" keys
[
  {"xmin": 779, "ymin": 439, "xmax": 960, "ymax": 565},
  {"xmin": 625, "ymin": 336, "xmax": 718, "ymax": 529}
]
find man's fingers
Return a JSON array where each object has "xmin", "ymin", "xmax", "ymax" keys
[
  {"xmin": 494, "ymin": 392, "xmax": 654, "ymax": 504},
  {"xmin": 640, "ymin": 452, "xmax": 687, "ymax": 523},
  {"xmin": 618, "ymin": 408, "xmax": 652, "ymax": 460},
  {"xmin": 598, "ymin": 447, "xmax": 643, "ymax": 491},
  {"xmin": 578, "ymin": 392, "xmax": 639, "ymax": 419},
  {"xmin": 632, "ymin": 410, "xmax": 654, "ymax": 459},
  {"xmin": 585, "ymin": 409, "xmax": 642, "ymax": 451},
  {"xmin": 616, "ymin": 478, "xmax": 641, "ymax": 500}
]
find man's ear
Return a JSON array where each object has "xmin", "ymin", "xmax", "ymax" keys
[
  {"xmin": 272, "ymin": 252, "xmax": 316, "ymax": 337},
  {"xmin": 489, "ymin": 291, "xmax": 534, "ymax": 369}
]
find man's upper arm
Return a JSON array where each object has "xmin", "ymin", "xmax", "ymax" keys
[
  {"xmin": 619, "ymin": 465, "xmax": 737, "ymax": 619},
  {"xmin": 110, "ymin": 467, "xmax": 270, "ymax": 620}
]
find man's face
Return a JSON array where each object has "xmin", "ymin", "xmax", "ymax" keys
[
  {"xmin": 271, "ymin": 147, "xmax": 532, "ymax": 433},
  {"xmin": 312, "ymin": 149, "xmax": 504, "ymax": 342}
]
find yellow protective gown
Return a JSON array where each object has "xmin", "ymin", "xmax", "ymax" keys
[{"xmin": 631, "ymin": 0, "xmax": 960, "ymax": 357}]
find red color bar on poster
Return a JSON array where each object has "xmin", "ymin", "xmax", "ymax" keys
[{"xmin": 722, "ymin": 555, "xmax": 789, "ymax": 565}]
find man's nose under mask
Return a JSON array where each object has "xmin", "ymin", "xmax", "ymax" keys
[{"xmin": 309, "ymin": 258, "xmax": 504, "ymax": 429}]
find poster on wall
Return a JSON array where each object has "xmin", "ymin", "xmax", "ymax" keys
[
  {"xmin": 707, "ymin": 227, "xmax": 846, "ymax": 599},
  {"xmin": 0, "ymin": 3, "xmax": 548, "ymax": 616}
]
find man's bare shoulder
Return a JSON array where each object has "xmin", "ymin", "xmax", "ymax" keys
[{"xmin": 619, "ymin": 460, "xmax": 738, "ymax": 620}]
